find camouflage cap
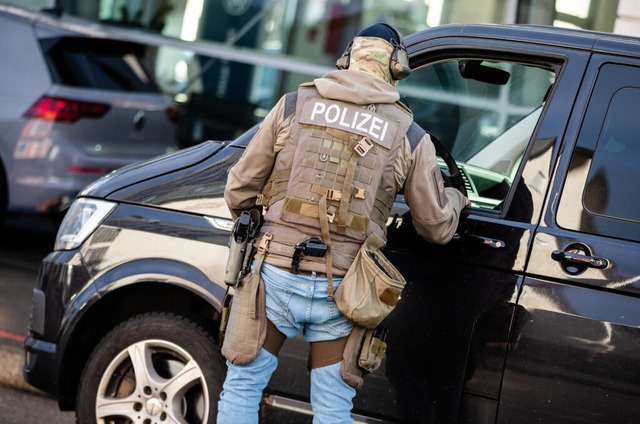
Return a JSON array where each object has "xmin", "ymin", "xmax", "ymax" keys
[{"xmin": 348, "ymin": 36, "xmax": 396, "ymax": 84}]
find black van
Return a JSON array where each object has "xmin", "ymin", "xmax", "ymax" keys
[{"xmin": 24, "ymin": 24, "xmax": 640, "ymax": 423}]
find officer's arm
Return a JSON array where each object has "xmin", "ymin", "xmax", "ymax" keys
[
  {"xmin": 404, "ymin": 134, "xmax": 467, "ymax": 244},
  {"xmin": 224, "ymin": 97, "xmax": 286, "ymax": 218}
]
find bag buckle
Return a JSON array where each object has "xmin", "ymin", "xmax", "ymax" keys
[
  {"xmin": 326, "ymin": 189, "xmax": 342, "ymax": 201},
  {"xmin": 354, "ymin": 187, "xmax": 366, "ymax": 199},
  {"xmin": 258, "ymin": 233, "xmax": 273, "ymax": 255},
  {"xmin": 354, "ymin": 137, "xmax": 373, "ymax": 157}
]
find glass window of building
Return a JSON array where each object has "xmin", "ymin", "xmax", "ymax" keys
[{"xmin": 17, "ymin": 0, "xmax": 620, "ymax": 146}]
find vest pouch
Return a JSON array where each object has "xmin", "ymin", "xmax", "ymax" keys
[
  {"xmin": 221, "ymin": 271, "xmax": 267, "ymax": 365},
  {"xmin": 335, "ymin": 233, "xmax": 406, "ymax": 328}
]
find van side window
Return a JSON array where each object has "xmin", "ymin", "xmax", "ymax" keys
[
  {"xmin": 399, "ymin": 58, "xmax": 554, "ymax": 213},
  {"xmin": 558, "ymin": 63, "xmax": 640, "ymax": 242},
  {"xmin": 583, "ymin": 87, "xmax": 640, "ymax": 222}
]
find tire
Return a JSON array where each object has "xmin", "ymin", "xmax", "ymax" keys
[{"xmin": 76, "ymin": 313, "xmax": 226, "ymax": 424}]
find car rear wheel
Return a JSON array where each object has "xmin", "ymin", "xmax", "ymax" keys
[{"xmin": 76, "ymin": 313, "xmax": 225, "ymax": 424}]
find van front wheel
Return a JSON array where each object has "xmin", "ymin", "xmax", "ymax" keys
[{"xmin": 76, "ymin": 313, "xmax": 226, "ymax": 423}]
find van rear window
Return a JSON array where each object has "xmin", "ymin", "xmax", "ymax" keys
[{"xmin": 44, "ymin": 38, "xmax": 160, "ymax": 93}]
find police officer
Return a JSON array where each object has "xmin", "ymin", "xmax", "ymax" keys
[{"xmin": 218, "ymin": 23, "xmax": 469, "ymax": 423}]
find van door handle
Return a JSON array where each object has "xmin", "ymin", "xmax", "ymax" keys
[
  {"xmin": 466, "ymin": 234, "xmax": 506, "ymax": 249},
  {"xmin": 551, "ymin": 250, "xmax": 609, "ymax": 269}
]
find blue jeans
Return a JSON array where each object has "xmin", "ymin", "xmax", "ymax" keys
[{"xmin": 217, "ymin": 263, "xmax": 355, "ymax": 424}]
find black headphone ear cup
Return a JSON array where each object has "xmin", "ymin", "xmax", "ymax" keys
[
  {"xmin": 390, "ymin": 45, "xmax": 411, "ymax": 80},
  {"xmin": 384, "ymin": 25, "xmax": 411, "ymax": 80}
]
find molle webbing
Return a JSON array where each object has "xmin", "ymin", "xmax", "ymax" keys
[
  {"xmin": 278, "ymin": 91, "xmax": 410, "ymax": 239},
  {"xmin": 258, "ymin": 123, "xmax": 396, "ymax": 231},
  {"xmin": 280, "ymin": 187, "xmax": 393, "ymax": 232},
  {"xmin": 256, "ymin": 170, "xmax": 290, "ymax": 207},
  {"xmin": 260, "ymin": 85, "xmax": 412, "ymax": 280},
  {"xmin": 261, "ymin": 177, "xmax": 394, "ymax": 232}
]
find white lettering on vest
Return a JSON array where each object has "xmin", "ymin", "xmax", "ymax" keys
[
  {"xmin": 370, "ymin": 116, "xmax": 383, "ymax": 139},
  {"xmin": 339, "ymin": 108, "xmax": 350, "ymax": 128},
  {"xmin": 303, "ymin": 99, "xmax": 397, "ymax": 146},
  {"xmin": 355, "ymin": 113, "xmax": 372, "ymax": 133},
  {"xmin": 380, "ymin": 121, "xmax": 389, "ymax": 141},
  {"xmin": 310, "ymin": 102, "xmax": 326, "ymax": 120},
  {"xmin": 325, "ymin": 104, "xmax": 340, "ymax": 123}
]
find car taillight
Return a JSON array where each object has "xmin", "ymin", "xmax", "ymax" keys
[
  {"xmin": 24, "ymin": 96, "xmax": 110, "ymax": 123},
  {"xmin": 67, "ymin": 166, "xmax": 107, "ymax": 175}
]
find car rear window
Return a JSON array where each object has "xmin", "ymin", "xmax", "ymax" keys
[{"xmin": 44, "ymin": 37, "xmax": 160, "ymax": 93}]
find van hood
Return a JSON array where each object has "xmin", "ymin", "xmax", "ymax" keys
[{"xmin": 80, "ymin": 141, "xmax": 228, "ymax": 200}]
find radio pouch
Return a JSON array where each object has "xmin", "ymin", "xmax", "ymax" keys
[
  {"xmin": 358, "ymin": 327, "xmax": 387, "ymax": 372},
  {"xmin": 340, "ymin": 325, "xmax": 388, "ymax": 389}
]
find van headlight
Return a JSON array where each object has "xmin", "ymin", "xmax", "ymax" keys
[{"xmin": 54, "ymin": 198, "xmax": 116, "ymax": 251}]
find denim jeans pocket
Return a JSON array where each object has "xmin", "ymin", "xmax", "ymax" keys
[
  {"xmin": 264, "ymin": 277, "xmax": 293, "ymax": 325},
  {"xmin": 322, "ymin": 296, "xmax": 353, "ymax": 338}
]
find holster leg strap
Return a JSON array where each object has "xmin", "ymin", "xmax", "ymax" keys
[
  {"xmin": 263, "ymin": 319, "xmax": 287, "ymax": 357},
  {"xmin": 308, "ymin": 336, "xmax": 349, "ymax": 370}
]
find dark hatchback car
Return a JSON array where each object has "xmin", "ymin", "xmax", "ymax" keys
[{"xmin": 24, "ymin": 24, "xmax": 640, "ymax": 423}]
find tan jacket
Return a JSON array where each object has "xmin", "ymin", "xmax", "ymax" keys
[{"xmin": 225, "ymin": 70, "xmax": 467, "ymax": 255}]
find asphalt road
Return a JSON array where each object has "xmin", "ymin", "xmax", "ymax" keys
[
  {"xmin": 0, "ymin": 214, "xmax": 57, "ymax": 338},
  {"xmin": 0, "ymin": 215, "xmax": 71, "ymax": 422},
  {"xmin": 0, "ymin": 383, "xmax": 75, "ymax": 424}
]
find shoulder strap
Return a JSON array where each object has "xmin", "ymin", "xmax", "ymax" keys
[
  {"xmin": 406, "ymin": 121, "xmax": 426, "ymax": 152},
  {"xmin": 284, "ymin": 91, "xmax": 298, "ymax": 120}
]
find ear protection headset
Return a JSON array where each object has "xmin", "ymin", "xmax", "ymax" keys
[{"xmin": 335, "ymin": 24, "xmax": 411, "ymax": 80}]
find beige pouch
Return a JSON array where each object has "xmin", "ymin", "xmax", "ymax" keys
[
  {"xmin": 340, "ymin": 326, "xmax": 388, "ymax": 389},
  {"xmin": 335, "ymin": 233, "xmax": 406, "ymax": 328},
  {"xmin": 340, "ymin": 326, "xmax": 367, "ymax": 390},
  {"xmin": 220, "ymin": 271, "xmax": 267, "ymax": 365},
  {"xmin": 358, "ymin": 328, "xmax": 387, "ymax": 372}
]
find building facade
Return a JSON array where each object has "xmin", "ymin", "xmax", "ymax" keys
[{"xmin": 17, "ymin": 0, "xmax": 633, "ymax": 144}]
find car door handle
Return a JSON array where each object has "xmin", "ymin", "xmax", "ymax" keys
[
  {"xmin": 466, "ymin": 234, "xmax": 506, "ymax": 249},
  {"xmin": 551, "ymin": 250, "xmax": 609, "ymax": 269}
]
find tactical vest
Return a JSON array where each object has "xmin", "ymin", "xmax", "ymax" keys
[{"xmin": 258, "ymin": 84, "xmax": 413, "ymax": 274}]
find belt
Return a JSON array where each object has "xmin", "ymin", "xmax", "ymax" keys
[{"xmin": 274, "ymin": 265, "xmax": 328, "ymax": 278}]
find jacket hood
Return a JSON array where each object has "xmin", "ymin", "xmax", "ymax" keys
[{"xmin": 313, "ymin": 69, "xmax": 400, "ymax": 105}]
